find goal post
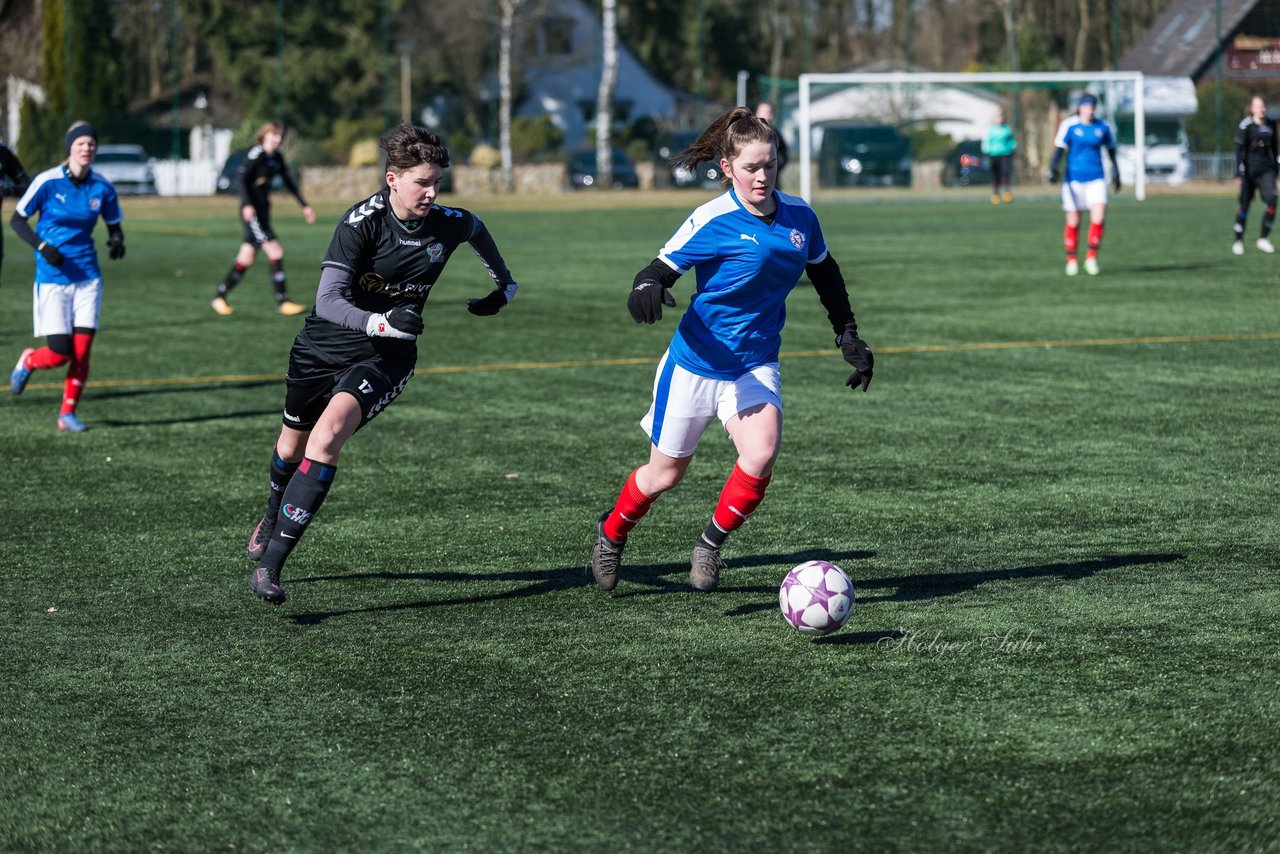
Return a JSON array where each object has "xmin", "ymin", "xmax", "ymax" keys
[{"xmin": 795, "ymin": 71, "xmax": 1146, "ymax": 203}]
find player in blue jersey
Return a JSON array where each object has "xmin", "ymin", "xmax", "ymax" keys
[
  {"xmin": 0, "ymin": 139, "xmax": 32, "ymax": 287},
  {"xmin": 8, "ymin": 122, "xmax": 125, "ymax": 432},
  {"xmin": 589, "ymin": 106, "xmax": 874, "ymax": 593},
  {"xmin": 1049, "ymin": 94, "xmax": 1120, "ymax": 276},
  {"xmin": 210, "ymin": 121, "xmax": 315, "ymax": 317}
]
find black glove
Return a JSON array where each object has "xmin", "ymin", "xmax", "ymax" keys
[
  {"xmin": 108, "ymin": 231, "xmax": 125, "ymax": 260},
  {"xmin": 386, "ymin": 304, "xmax": 424, "ymax": 335},
  {"xmin": 627, "ymin": 280, "xmax": 677, "ymax": 324},
  {"xmin": 1048, "ymin": 168, "xmax": 1060, "ymax": 184},
  {"xmin": 466, "ymin": 288, "xmax": 508, "ymax": 316},
  {"xmin": 838, "ymin": 323, "xmax": 873, "ymax": 392},
  {"xmin": 37, "ymin": 241, "xmax": 62, "ymax": 267},
  {"xmin": 1112, "ymin": 174, "xmax": 1121, "ymax": 193}
]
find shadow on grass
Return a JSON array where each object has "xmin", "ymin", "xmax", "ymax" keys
[
  {"xmin": 88, "ymin": 378, "xmax": 279, "ymax": 402},
  {"xmin": 284, "ymin": 547, "xmax": 875, "ymax": 627},
  {"xmin": 722, "ymin": 552, "xmax": 1185, "ymax": 621},
  {"xmin": 281, "ymin": 551, "xmax": 1182, "ymax": 628},
  {"xmin": 95, "ymin": 407, "xmax": 279, "ymax": 427}
]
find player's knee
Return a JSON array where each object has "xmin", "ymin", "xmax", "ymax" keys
[{"xmin": 642, "ymin": 462, "xmax": 687, "ymax": 495}]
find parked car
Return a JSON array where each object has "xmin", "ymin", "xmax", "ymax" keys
[
  {"xmin": 817, "ymin": 123, "xmax": 912, "ymax": 187},
  {"xmin": 567, "ymin": 147, "xmax": 640, "ymax": 189},
  {"xmin": 940, "ymin": 140, "xmax": 993, "ymax": 188},
  {"xmin": 216, "ymin": 148, "xmax": 300, "ymax": 194},
  {"xmin": 657, "ymin": 131, "xmax": 723, "ymax": 189},
  {"xmin": 92, "ymin": 144, "xmax": 157, "ymax": 195}
]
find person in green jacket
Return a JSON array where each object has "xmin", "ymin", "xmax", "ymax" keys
[{"xmin": 982, "ymin": 111, "xmax": 1017, "ymax": 203}]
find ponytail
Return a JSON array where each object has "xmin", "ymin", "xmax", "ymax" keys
[{"xmin": 672, "ymin": 107, "xmax": 776, "ymax": 183}]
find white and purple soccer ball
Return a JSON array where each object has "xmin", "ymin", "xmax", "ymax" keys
[{"xmin": 779, "ymin": 560, "xmax": 854, "ymax": 636}]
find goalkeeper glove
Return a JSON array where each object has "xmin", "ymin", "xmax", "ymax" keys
[
  {"xmin": 1112, "ymin": 174, "xmax": 1121, "ymax": 193},
  {"xmin": 467, "ymin": 283, "xmax": 518, "ymax": 316},
  {"xmin": 627, "ymin": 280, "xmax": 677, "ymax": 324},
  {"xmin": 108, "ymin": 231, "xmax": 126, "ymax": 260},
  {"xmin": 366, "ymin": 305, "xmax": 423, "ymax": 339},
  {"xmin": 37, "ymin": 241, "xmax": 62, "ymax": 267},
  {"xmin": 837, "ymin": 322, "xmax": 874, "ymax": 393}
]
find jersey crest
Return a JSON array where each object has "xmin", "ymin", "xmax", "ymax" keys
[{"xmin": 789, "ymin": 228, "xmax": 805, "ymax": 249}]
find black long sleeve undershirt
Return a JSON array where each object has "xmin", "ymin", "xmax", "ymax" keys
[
  {"xmin": 806, "ymin": 253, "xmax": 856, "ymax": 337},
  {"xmin": 10, "ymin": 209, "xmax": 40, "ymax": 250}
]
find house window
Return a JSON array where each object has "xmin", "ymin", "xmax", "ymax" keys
[{"xmin": 542, "ymin": 16, "xmax": 574, "ymax": 56}]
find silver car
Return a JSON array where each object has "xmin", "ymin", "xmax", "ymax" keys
[{"xmin": 93, "ymin": 144, "xmax": 158, "ymax": 195}]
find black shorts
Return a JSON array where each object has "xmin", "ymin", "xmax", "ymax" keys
[
  {"xmin": 1240, "ymin": 169, "xmax": 1277, "ymax": 208},
  {"xmin": 242, "ymin": 208, "xmax": 277, "ymax": 246},
  {"xmin": 281, "ymin": 343, "xmax": 415, "ymax": 432}
]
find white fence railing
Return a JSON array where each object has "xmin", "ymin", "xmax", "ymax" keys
[
  {"xmin": 1188, "ymin": 153, "xmax": 1235, "ymax": 181},
  {"xmin": 153, "ymin": 159, "xmax": 220, "ymax": 196}
]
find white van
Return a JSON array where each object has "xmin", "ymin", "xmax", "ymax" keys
[{"xmin": 1100, "ymin": 76, "xmax": 1197, "ymax": 187}]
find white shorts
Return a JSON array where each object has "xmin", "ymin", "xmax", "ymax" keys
[
  {"xmin": 640, "ymin": 351, "xmax": 782, "ymax": 458},
  {"xmin": 33, "ymin": 278, "xmax": 102, "ymax": 337},
  {"xmin": 1061, "ymin": 179, "xmax": 1108, "ymax": 212}
]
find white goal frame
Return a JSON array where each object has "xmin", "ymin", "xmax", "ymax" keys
[{"xmin": 796, "ymin": 71, "xmax": 1146, "ymax": 202}]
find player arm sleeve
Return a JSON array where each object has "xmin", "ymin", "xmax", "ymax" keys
[
  {"xmin": 632, "ymin": 257, "xmax": 681, "ymax": 290},
  {"xmin": 278, "ymin": 154, "xmax": 308, "ymax": 208},
  {"xmin": 805, "ymin": 253, "xmax": 857, "ymax": 336},
  {"xmin": 1049, "ymin": 147, "xmax": 1065, "ymax": 175},
  {"xmin": 467, "ymin": 217, "xmax": 517, "ymax": 292},
  {"xmin": 9, "ymin": 208, "xmax": 41, "ymax": 250},
  {"xmin": 237, "ymin": 161, "xmax": 253, "ymax": 206},
  {"xmin": 314, "ymin": 265, "xmax": 371, "ymax": 332},
  {"xmin": 0, "ymin": 147, "xmax": 29, "ymax": 195}
]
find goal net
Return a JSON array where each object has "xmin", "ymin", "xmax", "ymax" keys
[{"xmin": 779, "ymin": 71, "xmax": 1150, "ymax": 203}]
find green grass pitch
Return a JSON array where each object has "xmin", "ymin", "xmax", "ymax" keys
[{"xmin": 1, "ymin": 189, "xmax": 1278, "ymax": 851}]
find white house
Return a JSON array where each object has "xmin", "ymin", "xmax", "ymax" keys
[{"xmin": 507, "ymin": 0, "xmax": 684, "ymax": 146}]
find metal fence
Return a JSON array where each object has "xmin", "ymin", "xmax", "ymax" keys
[{"xmin": 1188, "ymin": 153, "xmax": 1235, "ymax": 181}]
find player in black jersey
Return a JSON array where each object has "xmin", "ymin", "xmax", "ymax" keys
[
  {"xmin": 1232, "ymin": 95, "xmax": 1278, "ymax": 256},
  {"xmin": 0, "ymin": 139, "xmax": 31, "ymax": 287},
  {"xmin": 211, "ymin": 121, "xmax": 316, "ymax": 316},
  {"xmin": 246, "ymin": 123, "xmax": 519, "ymax": 604}
]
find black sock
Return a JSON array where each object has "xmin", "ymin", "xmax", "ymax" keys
[
  {"xmin": 699, "ymin": 520, "xmax": 728, "ymax": 550},
  {"xmin": 270, "ymin": 260, "xmax": 287, "ymax": 300},
  {"xmin": 1235, "ymin": 210, "xmax": 1247, "ymax": 241},
  {"xmin": 218, "ymin": 263, "xmax": 245, "ymax": 297},
  {"xmin": 1264, "ymin": 205, "xmax": 1276, "ymax": 238},
  {"xmin": 258, "ymin": 458, "xmax": 337, "ymax": 571},
  {"xmin": 264, "ymin": 447, "xmax": 299, "ymax": 523}
]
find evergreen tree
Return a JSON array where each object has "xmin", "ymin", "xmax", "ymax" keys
[{"xmin": 18, "ymin": 0, "xmax": 127, "ymax": 168}]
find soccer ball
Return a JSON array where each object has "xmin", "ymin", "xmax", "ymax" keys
[{"xmin": 779, "ymin": 560, "xmax": 854, "ymax": 636}]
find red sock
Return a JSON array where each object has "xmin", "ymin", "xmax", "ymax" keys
[
  {"xmin": 26, "ymin": 346, "xmax": 72, "ymax": 370},
  {"xmin": 60, "ymin": 333, "xmax": 93, "ymax": 416},
  {"xmin": 1063, "ymin": 223, "xmax": 1079, "ymax": 258},
  {"xmin": 711, "ymin": 463, "xmax": 772, "ymax": 535},
  {"xmin": 603, "ymin": 469, "xmax": 656, "ymax": 542},
  {"xmin": 1087, "ymin": 221, "xmax": 1104, "ymax": 254}
]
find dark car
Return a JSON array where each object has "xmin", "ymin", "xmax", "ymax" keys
[
  {"xmin": 215, "ymin": 148, "xmax": 298, "ymax": 194},
  {"xmin": 568, "ymin": 147, "xmax": 640, "ymax": 189},
  {"xmin": 940, "ymin": 140, "xmax": 993, "ymax": 188},
  {"xmin": 657, "ymin": 131, "xmax": 723, "ymax": 189},
  {"xmin": 818, "ymin": 123, "xmax": 912, "ymax": 187}
]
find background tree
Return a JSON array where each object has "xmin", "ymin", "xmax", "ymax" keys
[{"xmin": 595, "ymin": 0, "xmax": 619, "ymax": 189}]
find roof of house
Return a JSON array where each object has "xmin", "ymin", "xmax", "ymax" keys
[{"xmin": 1117, "ymin": 0, "xmax": 1261, "ymax": 79}]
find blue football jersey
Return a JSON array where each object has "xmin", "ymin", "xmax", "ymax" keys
[
  {"xmin": 1053, "ymin": 116, "xmax": 1115, "ymax": 183},
  {"xmin": 15, "ymin": 164, "xmax": 123, "ymax": 283},
  {"xmin": 657, "ymin": 188, "xmax": 828, "ymax": 380}
]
